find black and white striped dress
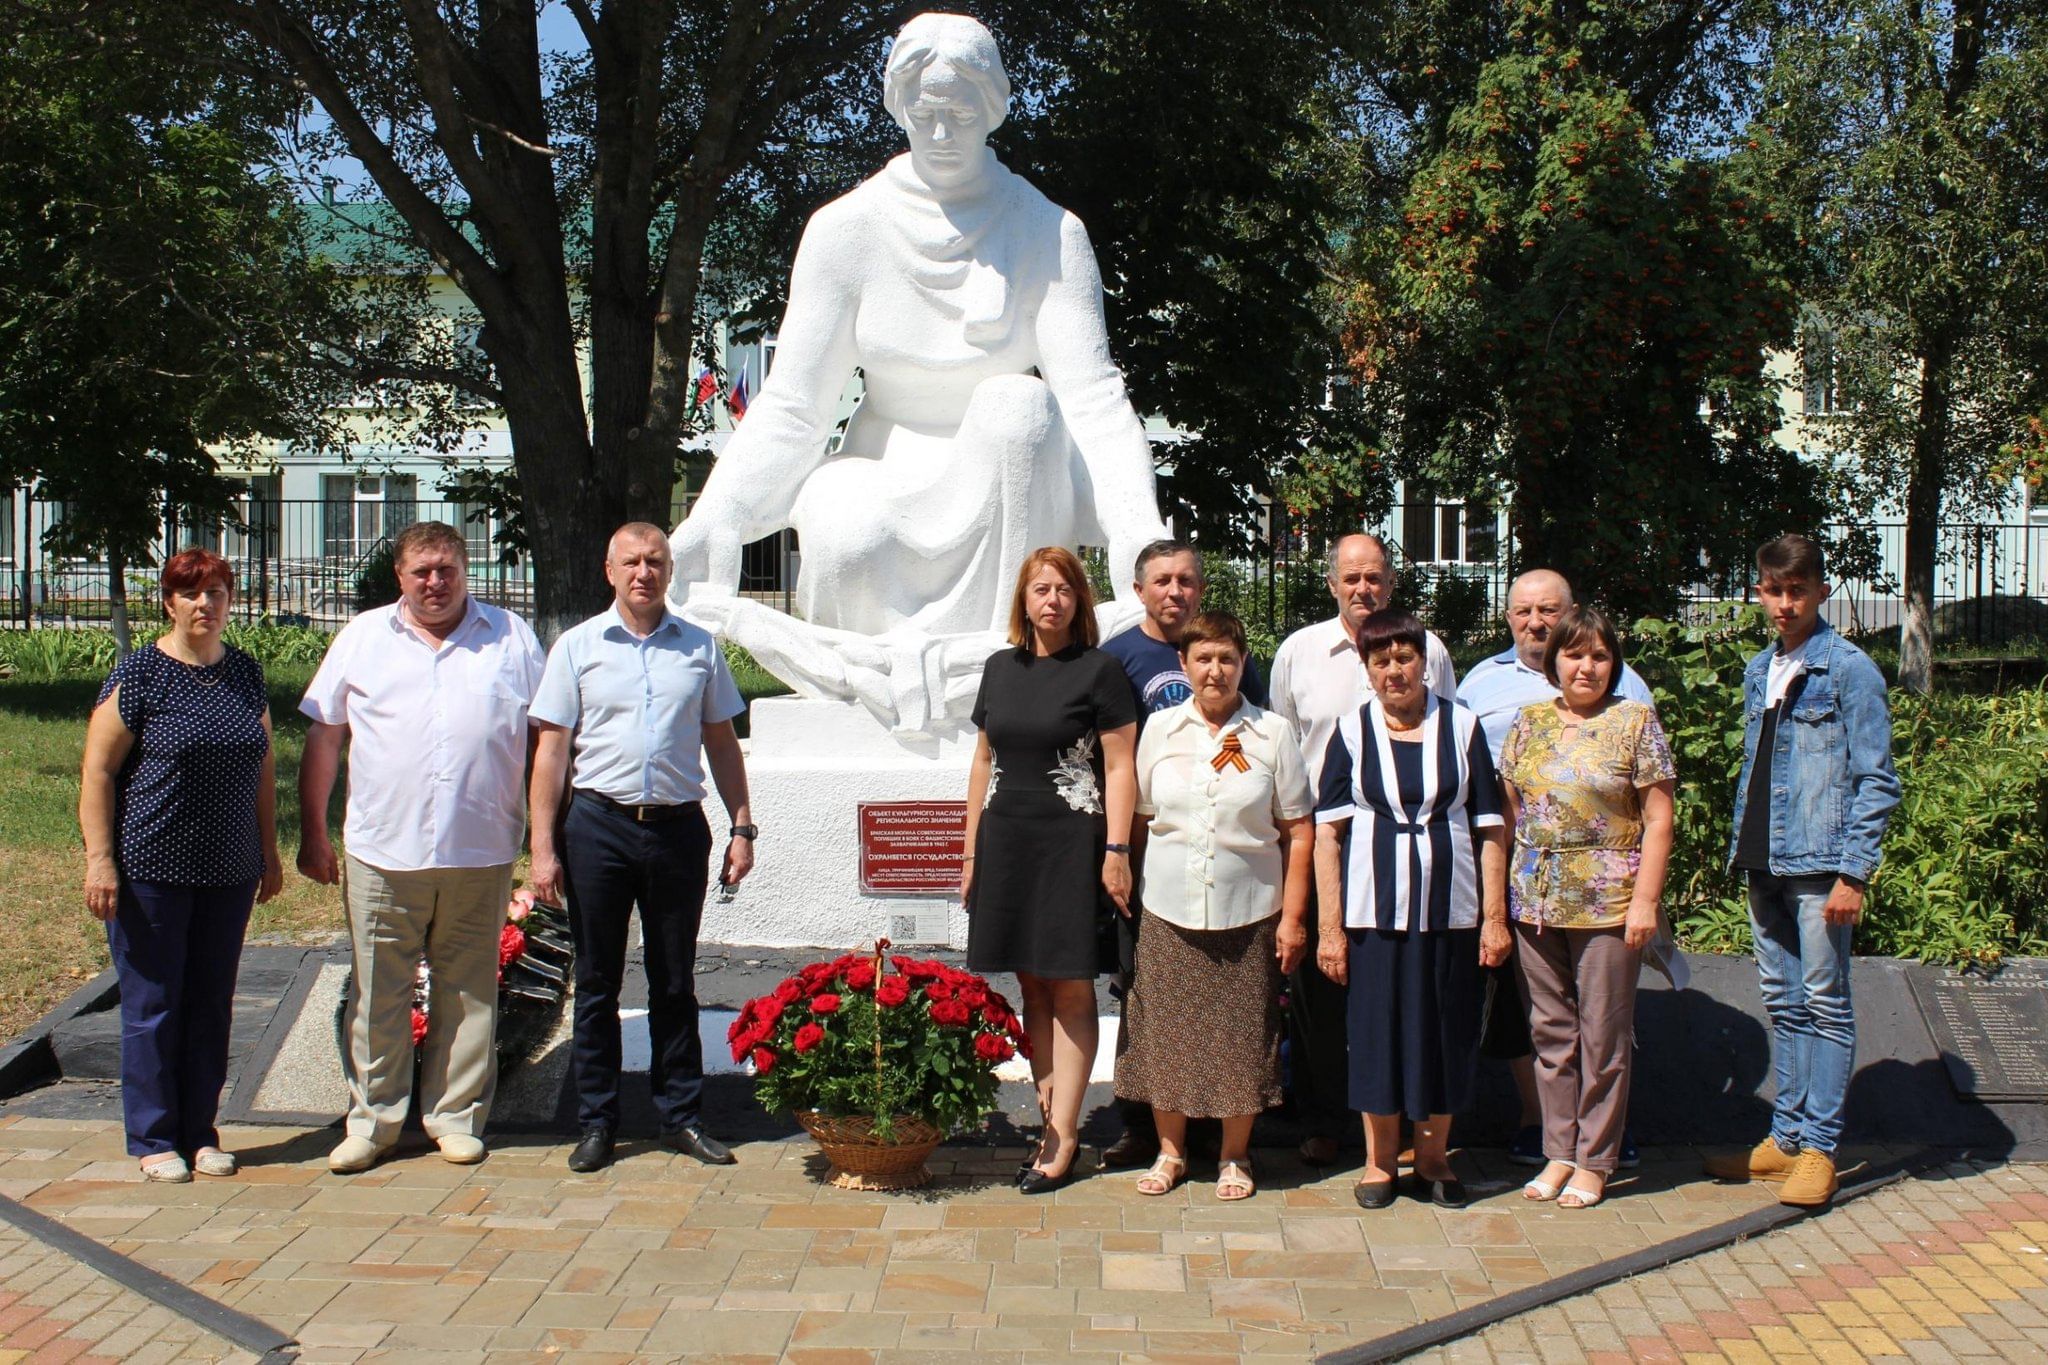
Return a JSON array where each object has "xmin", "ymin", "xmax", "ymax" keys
[{"xmin": 1316, "ymin": 694, "xmax": 1504, "ymax": 1118}]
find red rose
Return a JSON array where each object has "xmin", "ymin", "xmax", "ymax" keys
[
  {"xmin": 751, "ymin": 1046, "xmax": 777, "ymax": 1074},
  {"xmin": 800, "ymin": 963, "xmax": 836, "ymax": 990},
  {"xmin": 773, "ymin": 978, "xmax": 804, "ymax": 1004},
  {"xmin": 875, "ymin": 976, "xmax": 911, "ymax": 1008},
  {"xmin": 981, "ymin": 1003, "xmax": 1008, "ymax": 1028},
  {"xmin": 810, "ymin": 993, "xmax": 842, "ymax": 1014},
  {"xmin": 930, "ymin": 998, "xmax": 971, "ymax": 1027},
  {"xmin": 959, "ymin": 982, "xmax": 988, "ymax": 1009},
  {"xmin": 974, "ymin": 1032, "xmax": 1013, "ymax": 1062},
  {"xmin": 792, "ymin": 1022, "xmax": 825, "ymax": 1054},
  {"xmin": 756, "ymin": 998, "xmax": 785, "ymax": 1027},
  {"xmin": 727, "ymin": 1008, "xmax": 754, "ymax": 1046},
  {"xmin": 925, "ymin": 980, "xmax": 954, "ymax": 1001},
  {"xmin": 411, "ymin": 1007, "xmax": 429, "ymax": 1047},
  {"xmin": 845, "ymin": 961, "xmax": 876, "ymax": 991}
]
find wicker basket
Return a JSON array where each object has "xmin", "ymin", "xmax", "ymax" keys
[{"xmin": 795, "ymin": 1112, "xmax": 945, "ymax": 1191}]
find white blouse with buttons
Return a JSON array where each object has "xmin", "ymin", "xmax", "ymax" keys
[{"xmin": 1134, "ymin": 698, "xmax": 1315, "ymax": 933}]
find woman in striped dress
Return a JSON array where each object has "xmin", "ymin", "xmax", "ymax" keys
[{"xmin": 1314, "ymin": 609, "xmax": 1510, "ymax": 1210}]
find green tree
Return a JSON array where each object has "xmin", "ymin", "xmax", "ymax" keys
[
  {"xmin": 148, "ymin": 0, "xmax": 1363, "ymax": 635},
  {"xmin": 0, "ymin": 6, "xmax": 352, "ymax": 649},
  {"xmin": 1756, "ymin": 0, "xmax": 2048, "ymax": 691},
  {"xmin": 1327, "ymin": 1, "xmax": 1824, "ymax": 617}
]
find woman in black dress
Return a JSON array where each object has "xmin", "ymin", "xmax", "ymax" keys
[{"xmin": 962, "ymin": 546, "xmax": 1138, "ymax": 1193}]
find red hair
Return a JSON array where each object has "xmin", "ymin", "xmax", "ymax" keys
[
  {"xmin": 160, "ymin": 547, "xmax": 234, "ymax": 600},
  {"xmin": 1005, "ymin": 546, "xmax": 1099, "ymax": 649}
]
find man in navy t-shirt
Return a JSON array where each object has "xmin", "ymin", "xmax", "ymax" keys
[{"xmin": 1097, "ymin": 539, "xmax": 1265, "ymax": 1167}]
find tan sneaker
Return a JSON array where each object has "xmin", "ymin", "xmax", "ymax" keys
[
  {"xmin": 1703, "ymin": 1138, "xmax": 1800, "ymax": 1183},
  {"xmin": 328, "ymin": 1135, "xmax": 387, "ymax": 1174},
  {"xmin": 1778, "ymin": 1149, "xmax": 1839, "ymax": 1207}
]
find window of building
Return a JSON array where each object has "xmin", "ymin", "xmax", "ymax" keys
[
  {"xmin": 1802, "ymin": 325, "xmax": 1842, "ymax": 416},
  {"xmin": 1401, "ymin": 484, "xmax": 1498, "ymax": 565},
  {"xmin": 322, "ymin": 474, "xmax": 417, "ymax": 560}
]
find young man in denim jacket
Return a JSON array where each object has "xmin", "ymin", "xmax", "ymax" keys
[{"xmin": 1705, "ymin": 534, "xmax": 1899, "ymax": 1206}]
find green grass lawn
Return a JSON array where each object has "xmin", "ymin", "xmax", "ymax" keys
[{"xmin": 0, "ymin": 657, "xmax": 793, "ymax": 1039}]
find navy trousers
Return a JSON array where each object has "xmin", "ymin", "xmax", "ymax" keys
[
  {"xmin": 107, "ymin": 879, "xmax": 257, "ymax": 1157},
  {"xmin": 562, "ymin": 797, "xmax": 713, "ymax": 1132}
]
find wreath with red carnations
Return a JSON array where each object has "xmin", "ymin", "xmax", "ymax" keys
[{"xmin": 728, "ymin": 941, "xmax": 1030, "ymax": 1140}]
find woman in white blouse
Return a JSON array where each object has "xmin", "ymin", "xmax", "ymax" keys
[{"xmin": 1112, "ymin": 612, "xmax": 1313, "ymax": 1201}]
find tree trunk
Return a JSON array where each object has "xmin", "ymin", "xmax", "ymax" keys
[
  {"xmin": 107, "ymin": 545, "xmax": 132, "ymax": 658},
  {"xmin": 1897, "ymin": 343, "xmax": 1953, "ymax": 695}
]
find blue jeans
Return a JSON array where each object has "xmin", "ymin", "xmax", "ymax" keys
[
  {"xmin": 1748, "ymin": 872, "xmax": 1854, "ymax": 1155},
  {"xmin": 107, "ymin": 879, "xmax": 257, "ymax": 1157}
]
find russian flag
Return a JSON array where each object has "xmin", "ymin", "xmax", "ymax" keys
[
  {"xmin": 728, "ymin": 367, "xmax": 750, "ymax": 422},
  {"xmin": 693, "ymin": 367, "xmax": 718, "ymax": 408}
]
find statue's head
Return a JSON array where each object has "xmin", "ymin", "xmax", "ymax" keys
[{"xmin": 883, "ymin": 13, "xmax": 1010, "ymax": 190}]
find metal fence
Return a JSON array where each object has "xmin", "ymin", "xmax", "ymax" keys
[
  {"xmin": 0, "ymin": 496, "xmax": 796, "ymax": 628},
  {"xmin": 3, "ymin": 491, "xmax": 2042, "ymax": 645}
]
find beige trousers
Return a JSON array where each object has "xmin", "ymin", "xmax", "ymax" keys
[
  {"xmin": 342, "ymin": 855, "xmax": 512, "ymax": 1145},
  {"xmin": 1513, "ymin": 923, "xmax": 1640, "ymax": 1174}
]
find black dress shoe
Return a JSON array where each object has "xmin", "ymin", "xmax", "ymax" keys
[
  {"xmin": 662, "ymin": 1123, "xmax": 736, "ymax": 1165},
  {"xmin": 1418, "ymin": 1175, "xmax": 1468, "ymax": 1208},
  {"xmin": 1100, "ymin": 1128, "xmax": 1160, "ymax": 1169},
  {"xmin": 1353, "ymin": 1178, "xmax": 1399, "ymax": 1210},
  {"xmin": 567, "ymin": 1127, "xmax": 615, "ymax": 1173},
  {"xmin": 1017, "ymin": 1163, "xmax": 1075, "ymax": 1196}
]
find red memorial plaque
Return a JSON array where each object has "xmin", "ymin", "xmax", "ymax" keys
[{"xmin": 858, "ymin": 801, "xmax": 968, "ymax": 896}]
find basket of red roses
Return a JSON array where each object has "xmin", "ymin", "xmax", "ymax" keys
[{"xmin": 728, "ymin": 939, "xmax": 1031, "ymax": 1190}]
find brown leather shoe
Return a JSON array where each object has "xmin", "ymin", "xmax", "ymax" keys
[
  {"xmin": 1778, "ymin": 1149, "xmax": 1839, "ymax": 1207},
  {"xmin": 1703, "ymin": 1138, "xmax": 1800, "ymax": 1183}
]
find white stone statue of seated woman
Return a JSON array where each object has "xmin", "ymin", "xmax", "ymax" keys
[{"xmin": 669, "ymin": 12, "xmax": 1168, "ymax": 736}]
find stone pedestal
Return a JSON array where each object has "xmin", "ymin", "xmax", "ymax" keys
[{"xmin": 702, "ymin": 697, "xmax": 972, "ymax": 950}]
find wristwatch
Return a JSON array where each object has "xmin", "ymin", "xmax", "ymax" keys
[{"xmin": 731, "ymin": 824, "xmax": 759, "ymax": 840}]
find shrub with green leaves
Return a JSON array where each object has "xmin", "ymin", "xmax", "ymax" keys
[
  {"xmin": 1627, "ymin": 605, "xmax": 1770, "ymax": 953},
  {"xmin": 1869, "ymin": 689, "xmax": 2048, "ymax": 966}
]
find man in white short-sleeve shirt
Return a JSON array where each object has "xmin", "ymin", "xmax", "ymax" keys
[
  {"xmin": 1267, "ymin": 532, "xmax": 1458, "ymax": 1166},
  {"xmin": 298, "ymin": 521, "xmax": 545, "ymax": 1174},
  {"xmin": 528, "ymin": 523, "xmax": 756, "ymax": 1174}
]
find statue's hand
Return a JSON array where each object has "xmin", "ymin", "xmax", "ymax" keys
[{"xmin": 668, "ymin": 518, "xmax": 743, "ymax": 601}]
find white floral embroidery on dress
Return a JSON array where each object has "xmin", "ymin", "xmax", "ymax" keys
[
  {"xmin": 1049, "ymin": 735, "xmax": 1102, "ymax": 813},
  {"xmin": 984, "ymin": 759, "xmax": 1002, "ymax": 809}
]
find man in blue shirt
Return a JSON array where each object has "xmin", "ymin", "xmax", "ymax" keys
[
  {"xmin": 1097, "ymin": 539, "xmax": 1264, "ymax": 1167},
  {"xmin": 1459, "ymin": 568, "xmax": 1655, "ymax": 1167},
  {"xmin": 529, "ymin": 523, "xmax": 758, "ymax": 1173},
  {"xmin": 1460, "ymin": 568, "xmax": 1656, "ymax": 759}
]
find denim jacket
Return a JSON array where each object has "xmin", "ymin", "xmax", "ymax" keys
[{"xmin": 1727, "ymin": 618, "xmax": 1900, "ymax": 883}]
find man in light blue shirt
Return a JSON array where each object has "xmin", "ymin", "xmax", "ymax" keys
[
  {"xmin": 1461, "ymin": 569, "xmax": 1656, "ymax": 764},
  {"xmin": 529, "ymin": 522, "xmax": 756, "ymax": 1173},
  {"xmin": 1461, "ymin": 567, "xmax": 1655, "ymax": 1167}
]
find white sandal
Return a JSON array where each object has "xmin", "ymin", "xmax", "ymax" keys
[
  {"xmin": 1522, "ymin": 1161, "xmax": 1573, "ymax": 1202},
  {"xmin": 1558, "ymin": 1174, "xmax": 1606, "ymax": 1209}
]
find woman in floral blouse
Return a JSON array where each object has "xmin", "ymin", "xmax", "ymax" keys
[{"xmin": 1500, "ymin": 606, "xmax": 1676, "ymax": 1209}]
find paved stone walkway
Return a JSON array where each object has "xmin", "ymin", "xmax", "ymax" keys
[
  {"xmin": 1413, "ymin": 1159, "xmax": 2048, "ymax": 1364},
  {"xmin": 0, "ymin": 1114, "xmax": 1792, "ymax": 1361},
  {"xmin": 0, "ymin": 1114, "xmax": 2041, "ymax": 1363},
  {"xmin": 0, "ymin": 1219, "xmax": 251, "ymax": 1362}
]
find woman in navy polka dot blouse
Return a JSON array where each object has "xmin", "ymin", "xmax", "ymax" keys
[{"xmin": 79, "ymin": 548, "xmax": 284, "ymax": 1182}]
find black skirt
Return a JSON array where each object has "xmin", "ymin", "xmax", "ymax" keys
[
  {"xmin": 966, "ymin": 791, "xmax": 1107, "ymax": 980},
  {"xmin": 1346, "ymin": 927, "xmax": 1482, "ymax": 1119}
]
